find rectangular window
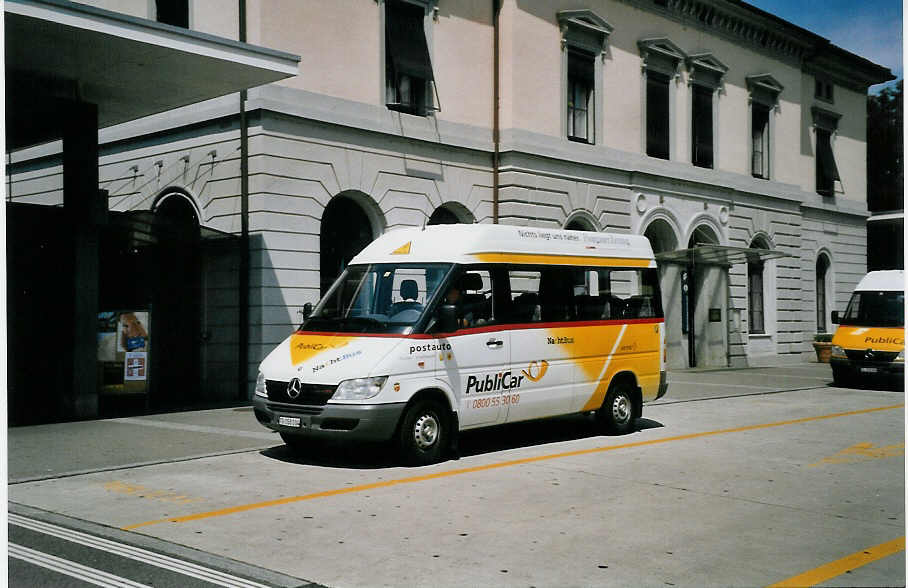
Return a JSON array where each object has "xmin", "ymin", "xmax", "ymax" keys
[
  {"xmin": 385, "ymin": 0, "xmax": 435, "ymax": 116},
  {"xmin": 815, "ymin": 79, "xmax": 834, "ymax": 103},
  {"xmin": 155, "ymin": 0, "xmax": 189, "ymax": 28},
  {"xmin": 748, "ymin": 263, "xmax": 765, "ymax": 334},
  {"xmin": 752, "ymin": 104, "xmax": 770, "ymax": 178},
  {"xmin": 815, "ymin": 128, "xmax": 839, "ymax": 196},
  {"xmin": 691, "ymin": 85, "xmax": 713, "ymax": 168},
  {"xmin": 567, "ymin": 48, "xmax": 594, "ymax": 143},
  {"xmin": 646, "ymin": 72, "xmax": 670, "ymax": 159},
  {"xmin": 505, "ymin": 266, "xmax": 663, "ymax": 323}
]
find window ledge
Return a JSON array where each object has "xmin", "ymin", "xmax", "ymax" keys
[{"xmin": 748, "ymin": 333, "xmax": 773, "ymax": 340}]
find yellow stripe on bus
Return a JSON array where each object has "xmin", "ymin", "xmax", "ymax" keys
[{"xmin": 473, "ymin": 253, "xmax": 653, "ymax": 267}]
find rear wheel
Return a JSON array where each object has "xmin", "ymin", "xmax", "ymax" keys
[
  {"xmin": 597, "ymin": 382, "xmax": 636, "ymax": 434},
  {"xmin": 398, "ymin": 399, "xmax": 447, "ymax": 466}
]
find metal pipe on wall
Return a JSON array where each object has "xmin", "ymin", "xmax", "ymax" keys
[{"xmin": 238, "ymin": 0, "xmax": 250, "ymax": 400}]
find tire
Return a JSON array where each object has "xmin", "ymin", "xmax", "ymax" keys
[
  {"xmin": 398, "ymin": 399, "xmax": 447, "ymax": 466},
  {"xmin": 831, "ymin": 365, "xmax": 854, "ymax": 388},
  {"xmin": 597, "ymin": 382, "xmax": 637, "ymax": 434},
  {"xmin": 280, "ymin": 432, "xmax": 307, "ymax": 453}
]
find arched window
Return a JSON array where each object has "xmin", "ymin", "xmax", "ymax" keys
[
  {"xmin": 748, "ymin": 236, "xmax": 770, "ymax": 334},
  {"xmin": 816, "ymin": 254, "xmax": 831, "ymax": 333}
]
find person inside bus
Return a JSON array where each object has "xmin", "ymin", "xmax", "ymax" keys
[{"xmin": 443, "ymin": 273, "xmax": 488, "ymax": 328}]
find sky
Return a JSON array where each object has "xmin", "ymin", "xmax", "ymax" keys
[{"xmin": 746, "ymin": 0, "xmax": 902, "ymax": 92}]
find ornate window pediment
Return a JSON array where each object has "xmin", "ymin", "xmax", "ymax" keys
[
  {"xmin": 557, "ymin": 9, "xmax": 613, "ymax": 54},
  {"xmin": 746, "ymin": 74, "xmax": 784, "ymax": 106},
  {"xmin": 638, "ymin": 37, "xmax": 686, "ymax": 76},
  {"xmin": 687, "ymin": 52, "xmax": 728, "ymax": 88}
]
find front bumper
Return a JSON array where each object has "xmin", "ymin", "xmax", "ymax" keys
[
  {"xmin": 830, "ymin": 357, "xmax": 904, "ymax": 380},
  {"xmin": 253, "ymin": 395, "xmax": 406, "ymax": 441}
]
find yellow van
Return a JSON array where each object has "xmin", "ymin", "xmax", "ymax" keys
[
  {"xmin": 253, "ymin": 224, "xmax": 666, "ymax": 464},
  {"xmin": 830, "ymin": 270, "xmax": 904, "ymax": 388}
]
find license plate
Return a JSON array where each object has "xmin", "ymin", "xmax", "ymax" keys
[
  {"xmin": 860, "ymin": 367, "xmax": 879, "ymax": 374},
  {"xmin": 278, "ymin": 416, "xmax": 301, "ymax": 427}
]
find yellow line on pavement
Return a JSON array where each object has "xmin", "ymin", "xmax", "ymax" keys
[
  {"xmin": 122, "ymin": 403, "xmax": 903, "ymax": 531},
  {"xmin": 767, "ymin": 536, "xmax": 905, "ymax": 587}
]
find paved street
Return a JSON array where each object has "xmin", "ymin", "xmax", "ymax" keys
[{"xmin": 8, "ymin": 363, "xmax": 905, "ymax": 587}]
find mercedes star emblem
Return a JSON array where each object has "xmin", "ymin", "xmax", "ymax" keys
[{"xmin": 287, "ymin": 378, "xmax": 303, "ymax": 399}]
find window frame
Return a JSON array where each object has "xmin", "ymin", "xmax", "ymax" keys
[
  {"xmin": 751, "ymin": 103, "xmax": 771, "ymax": 179},
  {"xmin": 686, "ymin": 53, "xmax": 727, "ymax": 170},
  {"xmin": 383, "ymin": 0, "xmax": 439, "ymax": 117},
  {"xmin": 812, "ymin": 106, "xmax": 841, "ymax": 197},
  {"xmin": 691, "ymin": 83, "xmax": 714, "ymax": 169},
  {"xmin": 567, "ymin": 47, "xmax": 596, "ymax": 144},
  {"xmin": 745, "ymin": 75, "xmax": 782, "ymax": 180},
  {"xmin": 558, "ymin": 10, "xmax": 612, "ymax": 146},
  {"xmin": 639, "ymin": 38, "xmax": 686, "ymax": 161},
  {"xmin": 747, "ymin": 259, "xmax": 765, "ymax": 335}
]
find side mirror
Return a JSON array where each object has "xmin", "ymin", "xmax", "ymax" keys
[
  {"xmin": 302, "ymin": 302, "xmax": 313, "ymax": 320},
  {"xmin": 438, "ymin": 304, "xmax": 458, "ymax": 333},
  {"xmin": 831, "ymin": 311, "xmax": 840, "ymax": 324}
]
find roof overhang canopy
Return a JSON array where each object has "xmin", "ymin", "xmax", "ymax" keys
[
  {"xmin": 5, "ymin": 0, "xmax": 301, "ymax": 150},
  {"xmin": 656, "ymin": 244, "xmax": 793, "ymax": 267}
]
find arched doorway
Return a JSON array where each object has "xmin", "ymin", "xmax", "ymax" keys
[
  {"xmin": 564, "ymin": 212, "xmax": 598, "ymax": 232},
  {"xmin": 321, "ymin": 195, "xmax": 376, "ymax": 296},
  {"xmin": 427, "ymin": 206, "xmax": 460, "ymax": 225},
  {"xmin": 643, "ymin": 218, "xmax": 683, "ymax": 368},
  {"xmin": 151, "ymin": 194, "xmax": 202, "ymax": 408},
  {"xmin": 816, "ymin": 253, "xmax": 832, "ymax": 333},
  {"xmin": 685, "ymin": 223, "xmax": 725, "ymax": 368},
  {"xmin": 428, "ymin": 202, "xmax": 474, "ymax": 225}
]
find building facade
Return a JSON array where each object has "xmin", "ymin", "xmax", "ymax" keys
[{"xmin": 7, "ymin": 0, "xmax": 893, "ymax": 420}]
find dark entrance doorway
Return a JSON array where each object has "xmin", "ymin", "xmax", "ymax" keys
[
  {"xmin": 148, "ymin": 196, "xmax": 202, "ymax": 408},
  {"xmin": 320, "ymin": 196, "xmax": 374, "ymax": 296}
]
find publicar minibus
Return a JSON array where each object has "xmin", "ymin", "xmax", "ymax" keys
[
  {"xmin": 253, "ymin": 224, "xmax": 667, "ymax": 464},
  {"xmin": 830, "ymin": 270, "xmax": 904, "ymax": 387}
]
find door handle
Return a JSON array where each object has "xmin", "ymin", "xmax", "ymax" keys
[{"xmin": 486, "ymin": 338, "xmax": 504, "ymax": 348}]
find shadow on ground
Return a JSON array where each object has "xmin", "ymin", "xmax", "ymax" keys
[{"xmin": 260, "ymin": 414, "xmax": 665, "ymax": 469}]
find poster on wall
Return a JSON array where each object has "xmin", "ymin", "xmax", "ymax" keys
[
  {"xmin": 97, "ymin": 310, "xmax": 151, "ymax": 397},
  {"xmin": 124, "ymin": 351, "xmax": 148, "ymax": 381}
]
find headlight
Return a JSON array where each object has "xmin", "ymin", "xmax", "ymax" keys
[
  {"xmin": 254, "ymin": 371, "xmax": 267, "ymax": 398},
  {"xmin": 332, "ymin": 376, "xmax": 388, "ymax": 401},
  {"xmin": 830, "ymin": 345, "xmax": 846, "ymax": 359},
  {"xmin": 896, "ymin": 349, "xmax": 904, "ymax": 363}
]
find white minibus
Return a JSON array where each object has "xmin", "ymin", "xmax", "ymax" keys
[{"xmin": 253, "ymin": 224, "xmax": 667, "ymax": 464}]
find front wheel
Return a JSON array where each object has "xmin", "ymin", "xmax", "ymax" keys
[
  {"xmin": 280, "ymin": 432, "xmax": 307, "ymax": 454},
  {"xmin": 831, "ymin": 365, "xmax": 855, "ymax": 388},
  {"xmin": 398, "ymin": 399, "xmax": 447, "ymax": 466},
  {"xmin": 597, "ymin": 383, "xmax": 637, "ymax": 434}
]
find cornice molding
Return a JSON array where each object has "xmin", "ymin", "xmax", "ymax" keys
[{"xmin": 614, "ymin": 0, "xmax": 892, "ymax": 89}]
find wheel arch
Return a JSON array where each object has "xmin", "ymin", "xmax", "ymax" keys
[{"xmin": 609, "ymin": 370, "xmax": 643, "ymax": 419}]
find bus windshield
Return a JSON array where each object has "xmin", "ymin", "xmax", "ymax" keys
[
  {"xmin": 301, "ymin": 263, "xmax": 452, "ymax": 334},
  {"xmin": 839, "ymin": 290, "xmax": 904, "ymax": 328}
]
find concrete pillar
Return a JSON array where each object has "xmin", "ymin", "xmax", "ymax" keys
[{"xmin": 63, "ymin": 101, "xmax": 101, "ymax": 419}]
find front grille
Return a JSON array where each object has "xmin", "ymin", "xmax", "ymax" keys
[
  {"xmin": 268, "ymin": 403, "xmax": 323, "ymax": 416},
  {"xmin": 844, "ymin": 349, "xmax": 900, "ymax": 363},
  {"xmin": 266, "ymin": 380, "xmax": 336, "ymax": 406}
]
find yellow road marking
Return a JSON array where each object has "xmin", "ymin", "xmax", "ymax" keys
[
  {"xmin": 122, "ymin": 403, "xmax": 903, "ymax": 531},
  {"xmin": 766, "ymin": 536, "xmax": 905, "ymax": 587},
  {"xmin": 809, "ymin": 442, "xmax": 905, "ymax": 467}
]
